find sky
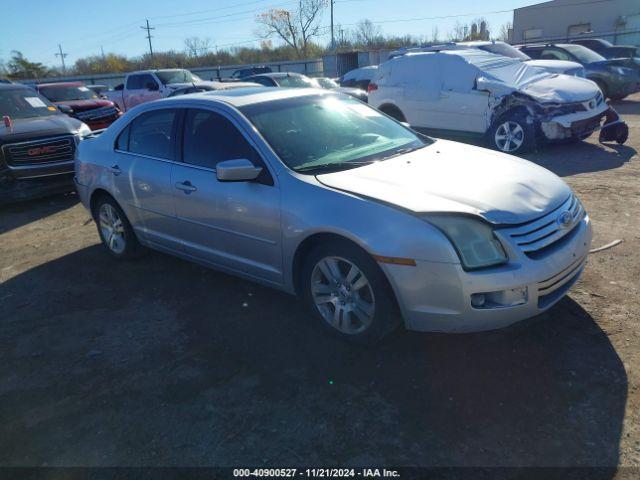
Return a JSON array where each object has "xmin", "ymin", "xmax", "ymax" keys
[{"xmin": 0, "ymin": 0, "xmax": 539, "ymax": 68}]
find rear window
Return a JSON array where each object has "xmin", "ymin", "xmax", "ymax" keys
[{"xmin": 0, "ymin": 88, "xmax": 60, "ymax": 119}]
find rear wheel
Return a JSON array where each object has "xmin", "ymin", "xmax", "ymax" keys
[
  {"xmin": 378, "ymin": 104, "xmax": 406, "ymax": 123},
  {"xmin": 93, "ymin": 195, "xmax": 143, "ymax": 260},
  {"xmin": 301, "ymin": 241, "xmax": 400, "ymax": 344},
  {"xmin": 488, "ymin": 112, "xmax": 535, "ymax": 154}
]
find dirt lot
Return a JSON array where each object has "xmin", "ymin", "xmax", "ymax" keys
[{"xmin": 1, "ymin": 94, "xmax": 639, "ymax": 473}]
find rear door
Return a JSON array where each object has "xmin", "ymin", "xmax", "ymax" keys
[
  {"xmin": 170, "ymin": 108, "xmax": 283, "ymax": 284},
  {"xmin": 113, "ymin": 108, "xmax": 182, "ymax": 250}
]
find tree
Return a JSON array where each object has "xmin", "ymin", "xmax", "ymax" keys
[
  {"xmin": 353, "ymin": 19, "xmax": 383, "ymax": 47},
  {"xmin": 497, "ymin": 21, "xmax": 512, "ymax": 42},
  {"xmin": 6, "ymin": 51, "xmax": 49, "ymax": 79},
  {"xmin": 430, "ymin": 26, "xmax": 440, "ymax": 44},
  {"xmin": 184, "ymin": 37, "xmax": 212, "ymax": 58},
  {"xmin": 256, "ymin": 0, "xmax": 326, "ymax": 58}
]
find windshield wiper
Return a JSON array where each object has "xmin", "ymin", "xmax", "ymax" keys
[{"xmin": 295, "ymin": 160, "xmax": 374, "ymax": 173}]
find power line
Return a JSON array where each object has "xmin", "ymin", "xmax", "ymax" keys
[
  {"xmin": 141, "ymin": 19, "xmax": 155, "ymax": 58},
  {"xmin": 55, "ymin": 44, "xmax": 68, "ymax": 73}
]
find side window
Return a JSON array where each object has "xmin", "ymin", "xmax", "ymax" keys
[
  {"xmin": 126, "ymin": 75, "xmax": 143, "ymax": 90},
  {"xmin": 139, "ymin": 74, "xmax": 158, "ymax": 90},
  {"xmin": 128, "ymin": 109, "xmax": 177, "ymax": 159},
  {"xmin": 253, "ymin": 77, "xmax": 273, "ymax": 87},
  {"xmin": 182, "ymin": 109, "xmax": 261, "ymax": 170},
  {"xmin": 522, "ymin": 48, "xmax": 540, "ymax": 59},
  {"xmin": 540, "ymin": 48, "xmax": 571, "ymax": 61},
  {"xmin": 115, "ymin": 125, "xmax": 130, "ymax": 151}
]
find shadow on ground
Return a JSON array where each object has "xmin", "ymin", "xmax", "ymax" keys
[
  {"xmin": 0, "ymin": 245, "xmax": 628, "ymax": 470},
  {"xmin": 0, "ymin": 192, "xmax": 79, "ymax": 235}
]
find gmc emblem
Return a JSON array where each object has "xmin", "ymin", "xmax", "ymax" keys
[{"xmin": 27, "ymin": 145, "xmax": 57, "ymax": 156}]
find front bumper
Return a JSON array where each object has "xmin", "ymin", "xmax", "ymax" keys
[
  {"xmin": 540, "ymin": 105, "xmax": 628, "ymax": 142},
  {"xmin": 0, "ymin": 172, "xmax": 75, "ymax": 204},
  {"xmin": 382, "ymin": 214, "xmax": 592, "ymax": 333}
]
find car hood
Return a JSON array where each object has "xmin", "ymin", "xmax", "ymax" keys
[
  {"xmin": 524, "ymin": 59, "xmax": 582, "ymax": 73},
  {"xmin": 0, "ymin": 114, "xmax": 84, "ymax": 145},
  {"xmin": 316, "ymin": 139, "xmax": 571, "ymax": 225},
  {"xmin": 520, "ymin": 74, "xmax": 599, "ymax": 102},
  {"xmin": 55, "ymin": 99, "xmax": 114, "ymax": 111}
]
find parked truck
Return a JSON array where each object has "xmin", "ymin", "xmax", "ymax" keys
[{"xmin": 104, "ymin": 69, "xmax": 208, "ymax": 112}]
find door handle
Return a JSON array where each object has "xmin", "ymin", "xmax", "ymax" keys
[
  {"xmin": 175, "ymin": 181, "xmax": 197, "ymax": 194},
  {"xmin": 109, "ymin": 165, "xmax": 122, "ymax": 176}
]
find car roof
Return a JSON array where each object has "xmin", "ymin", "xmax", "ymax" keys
[
  {"xmin": 160, "ymin": 86, "xmax": 329, "ymax": 108},
  {"xmin": 37, "ymin": 81, "xmax": 83, "ymax": 88}
]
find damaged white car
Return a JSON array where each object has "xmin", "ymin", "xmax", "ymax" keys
[{"xmin": 369, "ymin": 49, "xmax": 628, "ymax": 153}]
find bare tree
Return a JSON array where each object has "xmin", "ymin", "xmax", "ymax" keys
[
  {"xmin": 430, "ymin": 26, "xmax": 440, "ymax": 44},
  {"xmin": 353, "ymin": 19, "xmax": 383, "ymax": 47},
  {"xmin": 184, "ymin": 37, "xmax": 212, "ymax": 57},
  {"xmin": 497, "ymin": 21, "xmax": 512, "ymax": 42},
  {"xmin": 256, "ymin": 0, "xmax": 326, "ymax": 58},
  {"xmin": 448, "ymin": 21, "xmax": 466, "ymax": 41}
]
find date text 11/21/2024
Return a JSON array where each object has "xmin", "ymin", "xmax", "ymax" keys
[{"xmin": 233, "ymin": 468, "xmax": 401, "ymax": 478}]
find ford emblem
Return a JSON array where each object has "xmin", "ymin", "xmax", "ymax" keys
[{"xmin": 557, "ymin": 211, "xmax": 573, "ymax": 229}]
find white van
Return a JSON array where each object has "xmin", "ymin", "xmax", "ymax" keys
[{"xmin": 368, "ymin": 50, "xmax": 611, "ymax": 153}]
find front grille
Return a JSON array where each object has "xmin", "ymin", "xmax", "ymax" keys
[
  {"xmin": 537, "ymin": 255, "xmax": 587, "ymax": 308},
  {"xmin": 74, "ymin": 105, "xmax": 119, "ymax": 122},
  {"xmin": 2, "ymin": 135, "xmax": 76, "ymax": 167},
  {"xmin": 499, "ymin": 195, "xmax": 584, "ymax": 258}
]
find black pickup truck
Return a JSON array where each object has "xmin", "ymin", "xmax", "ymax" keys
[{"xmin": 0, "ymin": 83, "xmax": 89, "ymax": 203}]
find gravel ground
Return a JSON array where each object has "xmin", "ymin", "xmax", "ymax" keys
[{"xmin": 0, "ymin": 94, "xmax": 639, "ymax": 473}]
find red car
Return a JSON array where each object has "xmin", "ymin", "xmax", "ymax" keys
[{"xmin": 36, "ymin": 82, "xmax": 121, "ymax": 130}]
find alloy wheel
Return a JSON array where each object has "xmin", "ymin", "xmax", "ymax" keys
[
  {"xmin": 98, "ymin": 203, "xmax": 126, "ymax": 255},
  {"xmin": 494, "ymin": 121, "xmax": 525, "ymax": 152},
  {"xmin": 310, "ymin": 256, "xmax": 375, "ymax": 334}
]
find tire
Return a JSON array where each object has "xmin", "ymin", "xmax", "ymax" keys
[
  {"xmin": 488, "ymin": 111, "xmax": 535, "ymax": 154},
  {"xmin": 379, "ymin": 104, "xmax": 406, "ymax": 123},
  {"xmin": 300, "ymin": 240, "xmax": 400, "ymax": 345},
  {"xmin": 92, "ymin": 194, "xmax": 143, "ymax": 260}
]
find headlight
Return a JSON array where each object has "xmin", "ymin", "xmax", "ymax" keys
[
  {"xmin": 423, "ymin": 215, "xmax": 507, "ymax": 270},
  {"xmin": 76, "ymin": 123, "xmax": 92, "ymax": 139}
]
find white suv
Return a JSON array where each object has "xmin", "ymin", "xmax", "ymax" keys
[{"xmin": 368, "ymin": 49, "xmax": 610, "ymax": 154}]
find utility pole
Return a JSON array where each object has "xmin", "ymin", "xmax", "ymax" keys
[
  {"xmin": 330, "ymin": 0, "xmax": 335, "ymax": 50},
  {"xmin": 55, "ymin": 44, "xmax": 68, "ymax": 74},
  {"xmin": 100, "ymin": 46, "xmax": 106, "ymax": 60},
  {"xmin": 141, "ymin": 19, "xmax": 155, "ymax": 59}
]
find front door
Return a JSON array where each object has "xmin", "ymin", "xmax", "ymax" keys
[{"xmin": 170, "ymin": 108, "xmax": 283, "ymax": 285}]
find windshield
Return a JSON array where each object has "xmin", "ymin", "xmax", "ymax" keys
[
  {"xmin": 240, "ymin": 94, "xmax": 428, "ymax": 174},
  {"xmin": 479, "ymin": 43, "xmax": 530, "ymax": 61},
  {"xmin": 314, "ymin": 77, "xmax": 339, "ymax": 89},
  {"xmin": 156, "ymin": 70, "xmax": 201, "ymax": 84},
  {"xmin": 276, "ymin": 75, "xmax": 315, "ymax": 88},
  {"xmin": 0, "ymin": 88, "xmax": 61, "ymax": 119},
  {"xmin": 39, "ymin": 84, "xmax": 97, "ymax": 102},
  {"xmin": 563, "ymin": 44, "xmax": 606, "ymax": 63}
]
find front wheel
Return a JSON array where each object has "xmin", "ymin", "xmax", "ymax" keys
[
  {"xmin": 301, "ymin": 241, "xmax": 400, "ymax": 344},
  {"xmin": 488, "ymin": 113, "xmax": 535, "ymax": 154}
]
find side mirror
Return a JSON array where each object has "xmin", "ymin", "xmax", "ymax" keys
[
  {"xmin": 216, "ymin": 159, "xmax": 262, "ymax": 182},
  {"xmin": 57, "ymin": 104, "xmax": 73, "ymax": 114},
  {"xmin": 147, "ymin": 82, "xmax": 159, "ymax": 91}
]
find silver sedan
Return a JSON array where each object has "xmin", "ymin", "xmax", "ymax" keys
[{"xmin": 75, "ymin": 88, "xmax": 592, "ymax": 343}]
